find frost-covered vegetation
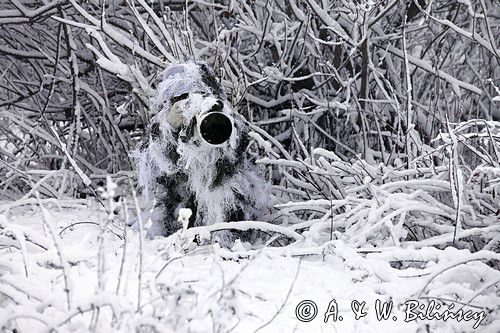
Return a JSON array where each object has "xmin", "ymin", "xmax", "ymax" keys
[{"xmin": 0, "ymin": 0, "xmax": 499, "ymax": 332}]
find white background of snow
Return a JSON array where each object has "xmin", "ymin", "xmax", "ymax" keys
[{"xmin": 0, "ymin": 200, "xmax": 498, "ymax": 332}]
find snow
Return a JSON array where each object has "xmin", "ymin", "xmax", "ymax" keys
[
  {"xmin": 0, "ymin": 200, "xmax": 498, "ymax": 332},
  {"xmin": 178, "ymin": 208, "xmax": 193, "ymax": 232},
  {"xmin": 2, "ymin": 2, "xmax": 499, "ymax": 332}
]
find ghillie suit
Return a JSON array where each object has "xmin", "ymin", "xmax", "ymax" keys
[{"xmin": 133, "ymin": 60, "xmax": 269, "ymax": 242}]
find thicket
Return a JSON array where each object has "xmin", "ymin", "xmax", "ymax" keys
[
  {"xmin": 1, "ymin": 1, "xmax": 499, "ymax": 332},
  {"xmin": 0, "ymin": 0, "xmax": 499, "ymax": 250}
]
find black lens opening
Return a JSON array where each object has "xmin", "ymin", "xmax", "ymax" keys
[{"xmin": 199, "ymin": 113, "xmax": 232, "ymax": 145}]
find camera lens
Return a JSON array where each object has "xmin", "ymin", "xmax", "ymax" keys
[{"xmin": 199, "ymin": 112, "xmax": 232, "ymax": 145}]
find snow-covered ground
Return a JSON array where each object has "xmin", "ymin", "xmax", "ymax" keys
[{"xmin": 0, "ymin": 199, "xmax": 499, "ymax": 332}]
